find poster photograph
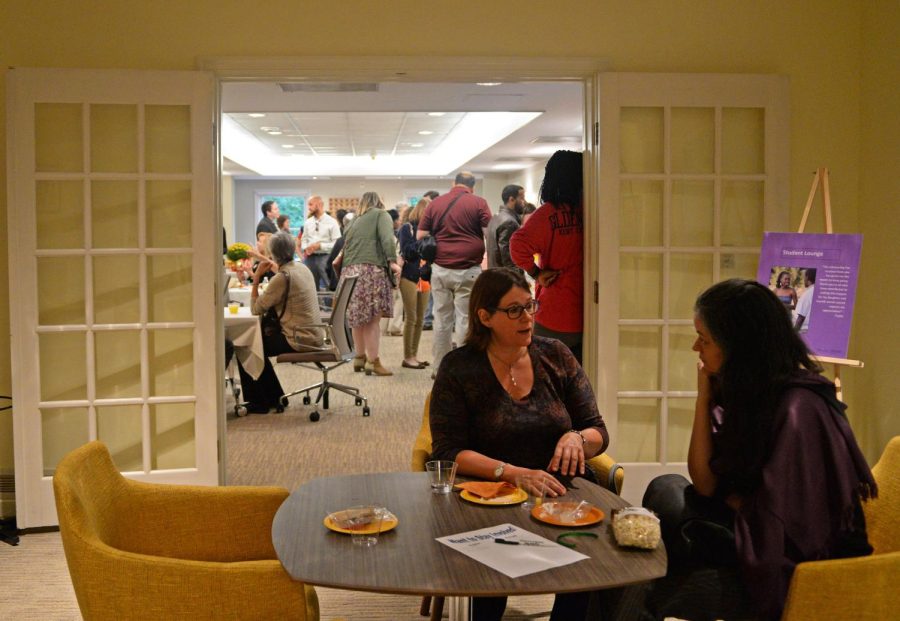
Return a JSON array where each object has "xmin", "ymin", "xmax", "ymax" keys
[{"xmin": 756, "ymin": 232, "xmax": 863, "ymax": 359}]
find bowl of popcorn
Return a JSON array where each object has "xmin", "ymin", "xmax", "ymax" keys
[{"xmin": 611, "ymin": 507, "xmax": 661, "ymax": 549}]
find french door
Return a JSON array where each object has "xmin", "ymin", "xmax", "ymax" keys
[
  {"xmin": 7, "ymin": 68, "xmax": 219, "ymax": 527},
  {"xmin": 589, "ymin": 73, "xmax": 790, "ymax": 503}
]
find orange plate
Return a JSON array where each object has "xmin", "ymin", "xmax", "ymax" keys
[
  {"xmin": 531, "ymin": 501, "xmax": 604, "ymax": 527},
  {"xmin": 459, "ymin": 488, "xmax": 528, "ymax": 506},
  {"xmin": 324, "ymin": 511, "xmax": 399, "ymax": 535}
]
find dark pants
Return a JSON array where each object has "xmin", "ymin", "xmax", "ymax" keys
[
  {"xmin": 472, "ymin": 591, "xmax": 590, "ymax": 621},
  {"xmin": 304, "ymin": 253, "xmax": 330, "ymax": 290},
  {"xmin": 592, "ymin": 475, "xmax": 756, "ymax": 621},
  {"xmin": 235, "ymin": 329, "xmax": 295, "ymax": 410}
]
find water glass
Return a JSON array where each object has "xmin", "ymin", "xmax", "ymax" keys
[
  {"xmin": 345, "ymin": 505, "xmax": 384, "ymax": 547},
  {"xmin": 425, "ymin": 460, "xmax": 457, "ymax": 494},
  {"xmin": 515, "ymin": 474, "xmax": 548, "ymax": 510}
]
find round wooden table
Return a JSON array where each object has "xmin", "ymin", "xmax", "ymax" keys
[{"xmin": 273, "ymin": 472, "xmax": 666, "ymax": 620}]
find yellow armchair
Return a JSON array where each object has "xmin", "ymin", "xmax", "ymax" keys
[
  {"xmin": 53, "ymin": 441, "xmax": 319, "ymax": 621},
  {"xmin": 781, "ymin": 436, "xmax": 900, "ymax": 621}
]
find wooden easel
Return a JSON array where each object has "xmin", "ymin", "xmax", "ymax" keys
[{"xmin": 797, "ymin": 167, "xmax": 864, "ymax": 400}]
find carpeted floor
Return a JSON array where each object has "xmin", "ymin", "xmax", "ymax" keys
[{"xmin": 0, "ymin": 328, "xmax": 555, "ymax": 620}]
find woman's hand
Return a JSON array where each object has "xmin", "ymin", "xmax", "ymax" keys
[
  {"xmin": 252, "ymin": 259, "xmax": 273, "ymax": 284},
  {"xmin": 511, "ymin": 466, "xmax": 566, "ymax": 498},
  {"xmin": 536, "ymin": 269, "xmax": 560, "ymax": 287},
  {"xmin": 390, "ymin": 261, "xmax": 401, "ymax": 276},
  {"xmin": 548, "ymin": 431, "xmax": 585, "ymax": 477},
  {"xmin": 697, "ymin": 361, "xmax": 713, "ymax": 406}
]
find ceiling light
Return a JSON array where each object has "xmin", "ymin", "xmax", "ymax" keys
[
  {"xmin": 427, "ymin": 112, "xmax": 446, "ymax": 117},
  {"xmin": 408, "ymin": 143, "xmax": 424, "ymax": 148},
  {"xmin": 492, "ymin": 162, "xmax": 529, "ymax": 171},
  {"xmin": 259, "ymin": 126, "xmax": 279, "ymax": 131},
  {"xmin": 417, "ymin": 130, "xmax": 434, "ymax": 136},
  {"xmin": 222, "ymin": 111, "xmax": 540, "ymax": 176},
  {"xmin": 282, "ymin": 144, "xmax": 294, "ymax": 148},
  {"xmin": 248, "ymin": 113, "xmax": 266, "ymax": 118},
  {"xmin": 476, "ymin": 82, "xmax": 502, "ymax": 87},
  {"xmin": 268, "ymin": 131, "xmax": 283, "ymax": 135}
]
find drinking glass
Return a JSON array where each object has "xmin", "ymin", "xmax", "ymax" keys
[{"xmin": 425, "ymin": 460, "xmax": 457, "ymax": 494}]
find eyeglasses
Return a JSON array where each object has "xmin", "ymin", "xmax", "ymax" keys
[{"xmin": 490, "ymin": 299, "xmax": 539, "ymax": 319}]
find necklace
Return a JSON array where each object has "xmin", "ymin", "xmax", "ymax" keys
[{"xmin": 487, "ymin": 347, "xmax": 528, "ymax": 388}]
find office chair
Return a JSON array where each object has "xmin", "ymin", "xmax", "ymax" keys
[{"xmin": 275, "ymin": 275, "xmax": 369, "ymax": 422}]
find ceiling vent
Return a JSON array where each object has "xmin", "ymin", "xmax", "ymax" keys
[
  {"xmin": 530, "ymin": 135, "xmax": 581, "ymax": 144},
  {"xmin": 278, "ymin": 82, "xmax": 379, "ymax": 93}
]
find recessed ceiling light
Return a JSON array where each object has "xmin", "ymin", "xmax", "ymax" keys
[
  {"xmin": 418, "ymin": 130, "xmax": 434, "ymax": 136},
  {"xmin": 268, "ymin": 131, "xmax": 283, "ymax": 135},
  {"xmin": 259, "ymin": 126, "xmax": 278, "ymax": 131},
  {"xmin": 476, "ymin": 82, "xmax": 502, "ymax": 87},
  {"xmin": 282, "ymin": 144, "xmax": 294, "ymax": 148},
  {"xmin": 248, "ymin": 113, "xmax": 266, "ymax": 118},
  {"xmin": 427, "ymin": 112, "xmax": 446, "ymax": 117},
  {"xmin": 409, "ymin": 143, "xmax": 424, "ymax": 148}
]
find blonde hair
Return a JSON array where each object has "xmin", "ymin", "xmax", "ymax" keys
[
  {"xmin": 357, "ymin": 192, "xmax": 384, "ymax": 217},
  {"xmin": 407, "ymin": 197, "xmax": 430, "ymax": 224}
]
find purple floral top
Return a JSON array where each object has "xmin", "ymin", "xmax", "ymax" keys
[{"xmin": 429, "ymin": 336, "xmax": 608, "ymax": 471}]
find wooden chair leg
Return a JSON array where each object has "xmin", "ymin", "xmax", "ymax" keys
[
  {"xmin": 430, "ymin": 596, "xmax": 445, "ymax": 621},
  {"xmin": 419, "ymin": 596, "xmax": 432, "ymax": 617}
]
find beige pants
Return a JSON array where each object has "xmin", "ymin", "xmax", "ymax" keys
[{"xmin": 399, "ymin": 278, "xmax": 429, "ymax": 360}]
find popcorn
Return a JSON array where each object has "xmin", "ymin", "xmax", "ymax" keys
[{"xmin": 612, "ymin": 507, "xmax": 661, "ymax": 549}]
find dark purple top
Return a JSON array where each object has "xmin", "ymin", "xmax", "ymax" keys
[
  {"xmin": 429, "ymin": 336, "xmax": 608, "ymax": 471},
  {"xmin": 711, "ymin": 372, "xmax": 876, "ymax": 619}
]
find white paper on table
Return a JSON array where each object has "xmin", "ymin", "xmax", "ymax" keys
[{"xmin": 436, "ymin": 523, "xmax": 588, "ymax": 578}]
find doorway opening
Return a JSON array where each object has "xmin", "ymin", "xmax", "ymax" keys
[{"xmin": 215, "ymin": 71, "xmax": 591, "ymax": 486}]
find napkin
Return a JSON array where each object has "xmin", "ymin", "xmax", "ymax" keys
[{"xmin": 455, "ymin": 481, "xmax": 518, "ymax": 499}]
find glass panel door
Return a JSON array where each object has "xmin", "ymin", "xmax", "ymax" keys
[
  {"xmin": 593, "ymin": 73, "xmax": 789, "ymax": 503},
  {"xmin": 8, "ymin": 68, "xmax": 216, "ymax": 527}
]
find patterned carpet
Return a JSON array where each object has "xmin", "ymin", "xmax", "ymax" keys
[{"xmin": 0, "ymin": 329, "xmax": 554, "ymax": 620}]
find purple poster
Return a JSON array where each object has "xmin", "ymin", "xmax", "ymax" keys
[{"xmin": 757, "ymin": 232, "xmax": 862, "ymax": 359}]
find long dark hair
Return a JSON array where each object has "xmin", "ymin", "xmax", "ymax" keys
[
  {"xmin": 539, "ymin": 150, "xmax": 583, "ymax": 214},
  {"xmin": 465, "ymin": 268, "xmax": 531, "ymax": 351},
  {"xmin": 695, "ymin": 279, "xmax": 821, "ymax": 492}
]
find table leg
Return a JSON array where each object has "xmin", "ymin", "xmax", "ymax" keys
[{"xmin": 448, "ymin": 596, "xmax": 470, "ymax": 621}]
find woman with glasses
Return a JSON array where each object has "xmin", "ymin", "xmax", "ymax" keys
[{"xmin": 430, "ymin": 267, "xmax": 608, "ymax": 621}]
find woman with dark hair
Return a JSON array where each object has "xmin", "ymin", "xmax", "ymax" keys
[
  {"xmin": 773, "ymin": 269, "xmax": 797, "ymax": 309},
  {"xmin": 339, "ymin": 191, "xmax": 400, "ymax": 376},
  {"xmin": 509, "ymin": 150, "xmax": 585, "ymax": 363},
  {"xmin": 430, "ymin": 267, "xmax": 608, "ymax": 621},
  {"xmin": 632, "ymin": 279, "xmax": 875, "ymax": 621},
  {"xmin": 238, "ymin": 232, "xmax": 323, "ymax": 413}
]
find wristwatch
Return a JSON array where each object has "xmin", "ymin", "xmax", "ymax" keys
[{"xmin": 493, "ymin": 462, "xmax": 506, "ymax": 481}]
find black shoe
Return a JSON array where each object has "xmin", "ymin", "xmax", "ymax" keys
[
  {"xmin": 423, "ymin": 324, "xmax": 433, "ymax": 331},
  {"xmin": 246, "ymin": 403, "xmax": 271, "ymax": 414}
]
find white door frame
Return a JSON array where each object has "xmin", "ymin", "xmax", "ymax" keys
[{"xmin": 201, "ymin": 54, "xmax": 610, "ymax": 423}]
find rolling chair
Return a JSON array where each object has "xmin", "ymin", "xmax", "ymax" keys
[
  {"xmin": 275, "ymin": 275, "xmax": 369, "ymax": 422},
  {"xmin": 411, "ymin": 392, "xmax": 625, "ymax": 621},
  {"xmin": 53, "ymin": 441, "xmax": 319, "ymax": 621}
]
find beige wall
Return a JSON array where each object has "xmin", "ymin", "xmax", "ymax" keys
[{"xmin": 1, "ymin": 1, "xmax": 897, "ymax": 471}]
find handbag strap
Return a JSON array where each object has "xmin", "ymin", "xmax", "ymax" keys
[
  {"xmin": 275, "ymin": 269, "xmax": 291, "ymax": 320},
  {"xmin": 431, "ymin": 192, "xmax": 464, "ymax": 236}
]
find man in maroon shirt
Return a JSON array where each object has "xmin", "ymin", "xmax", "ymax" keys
[{"xmin": 417, "ymin": 172, "xmax": 492, "ymax": 372}]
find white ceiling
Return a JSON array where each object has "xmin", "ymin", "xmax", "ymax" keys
[{"xmin": 221, "ymin": 81, "xmax": 583, "ymax": 178}]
